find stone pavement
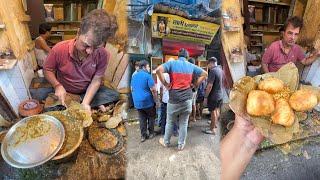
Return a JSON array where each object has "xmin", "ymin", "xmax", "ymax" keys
[{"xmin": 126, "ymin": 110, "xmax": 221, "ymax": 180}]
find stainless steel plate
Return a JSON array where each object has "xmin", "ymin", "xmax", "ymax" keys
[
  {"xmin": 1, "ymin": 114, "xmax": 65, "ymax": 168},
  {"xmin": 314, "ymin": 104, "xmax": 320, "ymax": 112}
]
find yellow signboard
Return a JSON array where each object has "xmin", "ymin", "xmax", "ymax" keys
[{"xmin": 151, "ymin": 13, "xmax": 220, "ymax": 45}]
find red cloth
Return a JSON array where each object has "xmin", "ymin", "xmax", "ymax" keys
[
  {"xmin": 262, "ymin": 40, "xmax": 305, "ymax": 72},
  {"xmin": 44, "ymin": 39, "xmax": 109, "ymax": 94}
]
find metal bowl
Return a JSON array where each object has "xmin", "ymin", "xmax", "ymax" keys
[{"xmin": 1, "ymin": 114, "xmax": 65, "ymax": 168}]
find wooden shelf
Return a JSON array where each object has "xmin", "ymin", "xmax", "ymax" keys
[
  {"xmin": 248, "ymin": 0, "xmax": 291, "ymax": 6},
  {"xmin": 251, "ymin": 34, "xmax": 263, "ymax": 36},
  {"xmin": 51, "ymin": 29, "xmax": 78, "ymax": 32},
  {"xmin": 50, "ymin": 34, "xmax": 63, "ymax": 37},
  {"xmin": 251, "ymin": 44, "xmax": 263, "ymax": 47},
  {"xmin": 251, "ymin": 29, "xmax": 279, "ymax": 33},
  {"xmin": 47, "ymin": 21, "xmax": 81, "ymax": 24},
  {"xmin": 251, "ymin": 22, "xmax": 284, "ymax": 26}
]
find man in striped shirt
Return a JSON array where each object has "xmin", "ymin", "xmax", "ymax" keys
[{"xmin": 156, "ymin": 48, "xmax": 207, "ymax": 150}]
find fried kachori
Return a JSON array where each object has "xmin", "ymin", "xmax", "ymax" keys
[
  {"xmin": 258, "ymin": 77, "xmax": 285, "ymax": 94},
  {"xmin": 271, "ymin": 98, "xmax": 295, "ymax": 127},
  {"xmin": 289, "ymin": 89, "xmax": 318, "ymax": 111},
  {"xmin": 247, "ymin": 90, "xmax": 275, "ymax": 116}
]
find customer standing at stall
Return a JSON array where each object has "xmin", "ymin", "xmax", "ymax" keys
[
  {"xmin": 188, "ymin": 58, "xmax": 198, "ymax": 124},
  {"xmin": 202, "ymin": 57, "xmax": 223, "ymax": 135},
  {"xmin": 44, "ymin": 9, "xmax": 119, "ymax": 114},
  {"xmin": 156, "ymin": 48, "xmax": 207, "ymax": 150},
  {"xmin": 131, "ymin": 60, "xmax": 158, "ymax": 142}
]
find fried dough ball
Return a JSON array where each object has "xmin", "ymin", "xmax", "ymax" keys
[
  {"xmin": 271, "ymin": 98, "xmax": 295, "ymax": 127},
  {"xmin": 247, "ymin": 90, "xmax": 275, "ymax": 116},
  {"xmin": 258, "ymin": 77, "xmax": 285, "ymax": 94},
  {"xmin": 289, "ymin": 89, "xmax": 318, "ymax": 111}
]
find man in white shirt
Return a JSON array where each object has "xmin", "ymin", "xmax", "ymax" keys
[
  {"xmin": 158, "ymin": 73, "xmax": 170, "ymax": 135},
  {"xmin": 157, "ymin": 59, "xmax": 178, "ymax": 135}
]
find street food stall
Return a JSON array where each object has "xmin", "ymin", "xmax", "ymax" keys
[{"xmin": 0, "ymin": 0, "xmax": 128, "ymax": 179}]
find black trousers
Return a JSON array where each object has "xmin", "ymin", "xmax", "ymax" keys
[{"xmin": 137, "ymin": 106, "xmax": 156, "ymax": 138}]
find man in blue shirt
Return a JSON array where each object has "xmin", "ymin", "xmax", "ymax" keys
[{"xmin": 131, "ymin": 60, "xmax": 158, "ymax": 142}]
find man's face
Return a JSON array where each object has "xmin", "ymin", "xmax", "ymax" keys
[
  {"xmin": 45, "ymin": 31, "xmax": 51, "ymax": 38},
  {"xmin": 283, "ymin": 24, "xmax": 300, "ymax": 47},
  {"xmin": 146, "ymin": 64, "xmax": 150, "ymax": 72},
  {"xmin": 75, "ymin": 30, "xmax": 104, "ymax": 58},
  {"xmin": 207, "ymin": 62, "xmax": 214, "ymax": 69}
]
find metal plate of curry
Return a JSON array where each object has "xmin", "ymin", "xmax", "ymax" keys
[{"xmin": 1, "ymin": 115, "xmax": 65, "ymax": 168}]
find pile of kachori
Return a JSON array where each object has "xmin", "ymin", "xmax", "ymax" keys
[{"xmin": 246, "ymin": 77, "xmax": 318, "ymax": 127}]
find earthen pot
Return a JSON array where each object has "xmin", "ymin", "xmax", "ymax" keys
[{"xmin": 19, "ymin": 99, "xmax": 43, "ymax": 117}]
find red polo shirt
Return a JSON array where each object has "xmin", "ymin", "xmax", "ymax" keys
[
  {"xmin": 262, "ymin": 40, "xmax": 305, "ymax": 72},
  {"xmin": 44, "ymin": 39, "xmax": 109, "ymax": 94}
]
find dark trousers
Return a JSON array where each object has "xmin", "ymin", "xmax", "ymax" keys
[
  {"xmin": 137, "ymin": 106, "xmax": 156, "ymax": 138},
  {"xmin": 160, "ymin": 103, "xmax": 167, "ymax": 135},
  {"xmin": 160, "ymin": 102, "xmax": 178, "ymax": 135}
]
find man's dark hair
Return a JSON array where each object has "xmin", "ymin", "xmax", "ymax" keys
[
  {"xmin": 134, "ymin": 60, "xmax": 140, "ymax": 67},
  {"xmin": 178, "ymin": 48, "xmax": 189, "ymax": 58},
  {"xmin": 208, "ymin": 57, "xmax": 217, "ymax": 64},
  {"xmin": 188, "ymin": 58, "xmax": 195, "ymax": 64},
  {"xmin": 39, "ymin": 23, "xmax": 51, "ymax": 34},
  {"xmin": 283, "ymin": 16, "xmax": 303, "ymax": 31},
  {"xmin": 79, "ymin": 9, "xmax": 118, "ymax": 46},
  {"xmin": 139, "ymin": 60, "xmax": 149, "ymax": 69},
  {"xmin": 279, "ymin": 26, "xmax": 284, "ymax": 33}
]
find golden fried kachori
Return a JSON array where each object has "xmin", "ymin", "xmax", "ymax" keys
[
  {"xmin": 247, "ymin": 90, "xmax": 275, "ymax": 116},
  {"xmin": 289, "ymin": 89, "xmax": 318, "ymax": 111},
  {"xmin": 271, "ymin": 98, "xmax": 295, "ymax": 127},
  {"xmin": 258, "ymin": 77, "xmax": 285, "ymax": 94}
]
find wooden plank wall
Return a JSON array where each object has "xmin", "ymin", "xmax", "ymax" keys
[
  {"xmin": 221, "ymin": 0, "xmax": 246, "ymax": 82},
  {"xmin": 297, "ymin": 0, "xmax": 320, "ymax": 49},
  {"xmin": 103, "ymin": 0, "xmax": 130, "ymax": 93},
  {"xmin": 0, "ymin": 0, "xmax": 35, "ymax": 61},
  {"xmin": 291, "ymin": 0, "xmax": 308, "ymax": 18}
]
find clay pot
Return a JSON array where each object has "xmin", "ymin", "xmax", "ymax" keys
[{"xmin": 19, "ymin": 99, "xmax": 43, "ymax": 117}]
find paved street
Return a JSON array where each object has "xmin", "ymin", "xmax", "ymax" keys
[{"xmin": 126, "ymin": 109, "xmax": 221, "ymax": 180}]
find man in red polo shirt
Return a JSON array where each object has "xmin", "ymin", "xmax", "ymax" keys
[
  {"xmin": 43, "ymin": 9, "xmax": 119, "ymax": 113},
  {"xmin": 262, "ymin": 16, "xmax": 320, "ymax": 73}
]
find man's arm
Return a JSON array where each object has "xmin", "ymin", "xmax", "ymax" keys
[
  {"xmin": 37, "ymin": 38, "xmax": 51, "ymax": 53},
  {"xmin": 82, "ymin": 75, "xmax": 103, "ymax": 109},
  {"xmin": 205, "ymin": 83, "xmax": 213, "ymax": 98},
  {"xmin": 300, "ymin": 51, "xmax": 320, "ymax": 65},
  {"xmin": 150, "ymin": 86, "xmax": 158, "ymax": 103},
  {"xmin": 160, "ymin": 86, "xmax": 163, "ymax": 102},
  {"xmin": 156, "ymin": 65, "xmax": 170, "ymax": 89},
  {"xmin": 44, "ymin": 69, "xmax": 67, "ymax": 106},
  {"xmin": 261, "ymin": 45, "xmax": 274, "ymax": 73},
  {"xmin": 221, "ymin": 115, "xmax": 264, "ymax": 180},
  {"xmin": 261, "ymin": 62, "xmax": 269, "ymax": 73},
  {"xmin": 194, "ymin": 71, "xmax": 208, "ymax": 88}
]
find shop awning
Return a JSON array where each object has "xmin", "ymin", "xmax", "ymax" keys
[{"xmin": 162, "ymin": 39, "xmax": 205, "ymax": 57}]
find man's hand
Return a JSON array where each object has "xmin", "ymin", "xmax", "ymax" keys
[
  {"xmin": 315, "ymin": 49, "xmax": 320, "ymax": 57},
  {"xmin": 81, "ymin": 103, "xmax": 92, "ymax": 116},
  {"xmin": 221, "ymin": 115, "xmax": 264, "ymax": 180},
  {"xmin": 164, "ymin": 82, "xmax": 171, "ymax": 90},
  {"xmin": 55, "ymin": 85, "xmax": 67, "ymax": 106},
  {"xmin": 233, "ymin": 115, "xmax": 264, "ymax": 146}
]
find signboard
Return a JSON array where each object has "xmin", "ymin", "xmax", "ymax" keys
[{"xmin": 151, "ymin": 13, "xmax": 220, "ymax": 45}]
